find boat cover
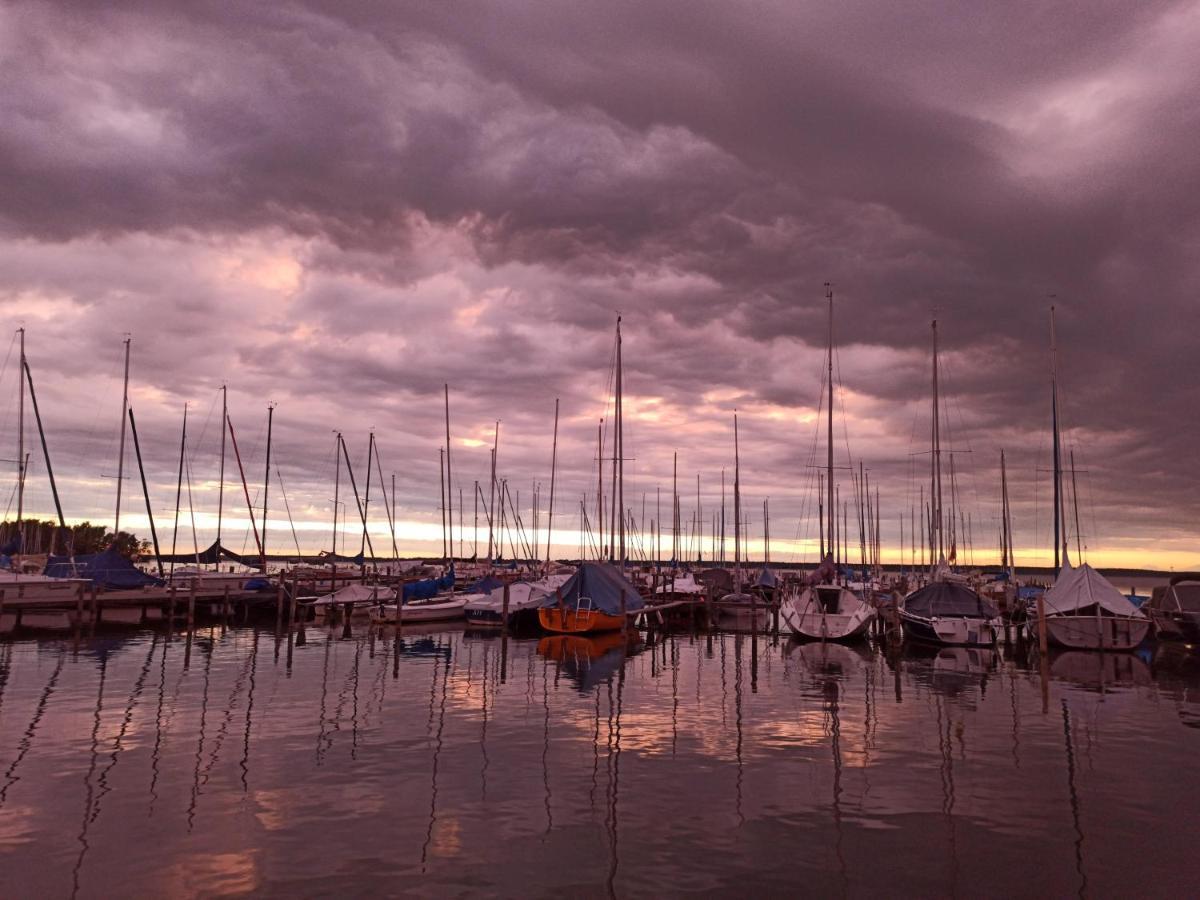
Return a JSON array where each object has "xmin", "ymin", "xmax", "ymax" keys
[
  {"xmin": 402, "ymin": 565, "xmax": 455, "ymax": 603},
  {"xmin": 313, "ymin": 583, "xmax": 396, "ymax": 606},
  {"xmin": 538, "ymin": 563, "xmax": 645, "ymax": 615},
  {"xmin": 756, "ymin": 566, "xmax": 778, "ymax": 588},
  {"xmin": 1044, "ymin": 561, "xmax": 1145, "ymax": 617},
  {"xmin": 43, "ymin": 547, "xmax": 165, "ymax": 590},
  {"xmin": 157, "ymin": 540, "xmax": 249, "ymax": 565},
  {"xmin": 468, "ymin": 575, "xmax": 506, "ymax": 595},
  {"xmin": 904, "ymin": 580, "xmax": 998, "ymax": 619}
]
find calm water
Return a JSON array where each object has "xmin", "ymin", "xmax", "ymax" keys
[{"xmin": 1, "ymin": 622, "xmax": 1199, "ymax": 898}]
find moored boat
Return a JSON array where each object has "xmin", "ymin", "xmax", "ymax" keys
[
  {"xmin": 537, "ymin": 563, "xmax": 642, "ymax": 634},
  {"xmin": 1146, "ymin": 574, "xmax": 1200, "ymax": 643},
  {"xmin": 900, "ymin": 579, "xmax": 1000, "ymax": 647},
  {"xmin": 1038, "ymin": 560, "xmax": 1150, "ymax": 651},
  {"xmin": 782, "ymin": 580, "xmax": 874, "ymax": 641}
]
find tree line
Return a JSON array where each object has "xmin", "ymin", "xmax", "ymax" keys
[{"xmin": 0, "ymin": 519, "xmax": 149, "ymax": 558}]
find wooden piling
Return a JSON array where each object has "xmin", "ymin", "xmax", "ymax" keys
[
  {"xmin": 341, "ymin": 601, "xmax": 353, "ymax": 639},
  {"xmin": 275, "ymin": 580, "xmax": 285, "ymax": 634},
  {"xmin": 187, "ymin": 579, "xmax": 197, "ymax": 632},
  {"xmin": 500, "ymin": 583, "xmax": 510, "ymax": 684},
  {"xmin": 1036, "ymin": 595, "xmax": 1049, "ymax": 656},
  {"xmin": 89, "ymin": 585, "xmax": 99, "ymax": 629}
]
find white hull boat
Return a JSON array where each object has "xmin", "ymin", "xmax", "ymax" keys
[
  {"xmin": 782, "ymin": 584, "xmax": 875, "ymax": 641},
  {"xmin": 715, "ymin": 593, "xmax": 770, "ymax": 632},
  {"xmin": 370, "ymin": 595, "xmax": 470, "ymax": 624}
]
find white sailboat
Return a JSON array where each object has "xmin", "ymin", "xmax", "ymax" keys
[
  {"xmin": 783, "ymin": 285, "xmax": 875, "ymax": 641},
  {"xmin": 716, "ymin": 411, "xmax": 770, "ymax": 631},
  {"xmin": 1037, "ymin": 307, "xmax": 1148, "ymax": 651}
]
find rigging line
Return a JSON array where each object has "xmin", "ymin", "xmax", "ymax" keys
[
  {"xmin": 184, "ymin": 387, "xmax": 220, "ymax": 472},
  {"xmin": 276, "ymin": 466, "xmax": 304, "ymax": 559}
]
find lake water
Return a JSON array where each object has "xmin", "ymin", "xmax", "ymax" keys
[{"xmin": 1, "ymin": 622, "xmax": 1198, "ymax": 898}]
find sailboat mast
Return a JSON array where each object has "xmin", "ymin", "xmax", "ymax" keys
[
  {"xmin": 217, "ymin": 384, "xmax": 227, "ymax": 555},
  {"xmin": 488, "ymin": 421, "xmax": 499, "ymax": 560},
  {"xmin": 444, "ymin": 384, "xmax": 453, "ymax": 565},
  {"xmin": 826, "ymin": 283, "xmax": 835, "ymax": 558},
  {"xmin": 672, "ymin": 451, "xmax": 678, "ymax": 564},
  {"xmin": 1050, "ymin": 304, "xmax": 1062, "ymax": 570},
  {"xmin": 1000, "ymin": 449, "xmax": 1011, "ymax": 571},
  {"xmin": 169, "ymin": 404, "xmax": 188, "ymax": 576},
  {"xmin": 931, "ymin": 319, "xmax": 944, "ymax": 563},
  {"xmin": 546, "ymin": 398, "xmax": 559, "ymax": 563},
  {"xmin": 261, "ymin": 403, "xmax": 274, "ymax": 572},
  {"xmin": 439, "ymin": 447, "xmax": 447, "ymax": 562},
  {"xmin": 360, "ymin": 431, "xmax": 374, "ymax": 557},
  {"xmin": 16, "ymin": 327, "xmax": 24, "ymax": 560},
  {"xmin": 1070, "ymin": 449, "xmax": 1083, "ymax": 561},
  {"xmin": 595, "ymin": 419, "xmax": 603, "ymax": 561},
  {"xmin": 332, "ymin": 432, "xmax": 341, "ymax": 556},
  {"xmin": 733, "ymin": 412, "xmax": 741, "ymax": 589},
  {"xmin": 114, "ymin": 335, "xmax": 131, "ymax": 537},
  {"xmin": 616, "ymin": 318, "xmax": 625, "ymax": 564}
]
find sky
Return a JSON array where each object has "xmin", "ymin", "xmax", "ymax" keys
[{"xmin": 1, "ymin": 1, "xmax": 1197, "ymax": 569}]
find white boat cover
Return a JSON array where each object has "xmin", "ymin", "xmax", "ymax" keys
[
  {"xmin": 1044, "ymin": 561, "xmax": 1145, "ymax": 618},
  {"xmin": 312, "ymin": 583, "xmax": 396, "ymax": 606}
]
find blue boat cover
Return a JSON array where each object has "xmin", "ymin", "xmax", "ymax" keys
[
  {"xmin": 538, "ymin": 563, "xmax": 645, "ymax": 615},
  {"xmin": 468, "ymin": 575, "xmax": 506, "ymax": 595},
  {"xmin": 756, "ymin": 566, "xmax": 778, "ymax": 588},
  {"xmin": 402, "ymin": 565, "xmax": 455, "ymax": 603},
  {"xmin": 905, "ymin": 581, "xmax": 998, "ymax": 618},
  {"xmin": 43, "ymin": 547, "xmax": 165, "ymax": 589}
]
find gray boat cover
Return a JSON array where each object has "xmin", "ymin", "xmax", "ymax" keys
[
  {"xmin": 538, "ymin": 563, "xmax": 645, "ymax": 614},
  {"xmin": 1044, "ymin": 561, "xmax": 1144, "ymax": 617},
  {"xmin": 904, "ymin": 580, "xmax": 998, "ymax": 619}
]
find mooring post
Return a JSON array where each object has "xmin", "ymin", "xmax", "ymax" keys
[
  {"xmin": 275, "ymin": 581, "xmax": 284, "ymax": 635},
  {"xmin": 187, "ymin": 579, "xmax": 197, "ymax": 632},
  {"xmin": 500, "ymin": 583, "xmax": 510, "ymax": 684},
  {"xmin": 89, "ymin": 585, "xmax": 99, "ymax": 631},
  {"xmin": 75, "ymin": 582, "xmax": 85, "ymax": 631},
  {"xmin": 341, "ymin": 601, "xmax": 353, "ymax": 639}
]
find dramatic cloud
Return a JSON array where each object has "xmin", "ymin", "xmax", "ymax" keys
[{"xmin": 1, "ymin": 0, "xmax": 1197, "ymax": 567}]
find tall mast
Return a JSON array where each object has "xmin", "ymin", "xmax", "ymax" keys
[
  {"xmin": 696, "ymin": 473, "xmax": 702, "ymax": 562},
  {"xmin": 113, "ymin": 335, "xmax": 131, "ymax": 537},
  {"xmin": 1070, "ymin": 449, "xmax": 1083, "ymax": 562},
  {"xmin": 169, "ymin": 404, "xmax": 188, "ymax": 576},
  {"xmin": 672, "ymin": 451, "xmax": 678, "ymax": 564},
  {"xmin": 487, "ymin": 421, "xmax": 499, "ymax": 560},
  {"xmin": 826, "ymin": 283, "xmax": 835, "ymax": 558},
  {"xmin": 217, "ymin": 384, "xmax": 227, "ymax": 554},
  {"xmin": 261, "ymin": 403, "xmax": 274, "ymax": 572},
  {"xmin": 595, "ymin": 419, "xmax": 603, "ymax": 561},
  {"xmin": 546, "ymin": 398, "xmax": 559, "ymax": 563},
  {"xmin": 1000, "ymin": 449, "xmax": 1011, "ymax": 572},
  {"xmin": 720, "ymin": 468, "xmax": 726, "ymax": 563},
  {"xmin": 360, "ymin": 431, "xmax": 374, "ymax": 557},
  {"xmin": 439, "ymin": 447, "xmax": 447, "ymax": 562},
  {"xmin": 332, "ymin": 432, "xmax": 341, "ymax": 556},
  {"xmin": 15, "ymin": 327, "xmax": 25, "ymax": 566},
  {"xmin": 733, "ymin": 411, "xmax": 741, "ymax": 589},
  {"xmin": 616, "ymin": 317, "xmax": 625, "ymax": 564},
  {"xmin": 931, "ymin": 318, "xmax": 944, "ymax": 565},
  {"xmin": 1050, "ymin": 303, "xmax": 1063, "ymax": 570},
  {"xmin": 444, "ymin": 384, "xmax": 453, "ymax": 565}
]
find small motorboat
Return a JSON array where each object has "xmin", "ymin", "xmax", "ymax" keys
[
  {"xmin": 1146, "ymin": 574, "xmax": 1200, "ymax": 643},
  {"xmin": 714, "ymin": 592, "xmax": 770, "ymax": 632},
  {"xmin": 465, "ymin": 581, "xmax": 553, "ymax": 628},
  {"xmin": 312, "ymin": 583, "xmax": 395, "ymax": 620}
]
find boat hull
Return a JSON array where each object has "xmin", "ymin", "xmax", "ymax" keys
[
  {"xmin": 369, "ymin": 598, "xmax": 467, "ymax": 624},
  {"xmin": 900, "ymin": 611, "xmax": 998, "ymax": 647},
  {"xmin": 783, "ymin": 605, "xmax": 875, "ymax": 642},
  {"xmin": 538, "ymin": 607, "xmax": 625, "ymax": 634},
  {"xmin": 1043, "ymin": 614, "xmax": 1150, "ymax": 651}
]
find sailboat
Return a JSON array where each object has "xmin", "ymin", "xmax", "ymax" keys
[
  {"xmin": 715, "ymin": 411, "xmax": 770, "ymax": 631},
  {"xmin": 1037, "ymin": 307, "xmax": 1149, "ymax": 651},
  {"xmin": 899, "ymin": 318, "xmax": 1001, "ymax": 647},
  {"xmin": 782, "ymin": 286, "xmax": 875, "ymax": 641}
]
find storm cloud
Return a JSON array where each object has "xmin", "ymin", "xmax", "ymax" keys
[{"xmin": 1, "ymin": 0, "xmax": 1197, "ymax": 567}]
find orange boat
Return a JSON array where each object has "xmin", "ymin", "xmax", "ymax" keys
[
  {"xmin": 538, "ymin": 604, "xmax": 625, "ymax": 634},
  {"xmin": 535, "ymin": 562, "xmax": 644, "ymax": 634}
]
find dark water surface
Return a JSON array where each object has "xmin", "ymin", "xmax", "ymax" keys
[{"xmin": 1, "ymin": 623, "xmax": 1198, "ymax": 898}]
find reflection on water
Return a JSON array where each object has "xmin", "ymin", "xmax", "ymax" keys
[{"xmin": 1, "ymin": 624, "xmax": 1199, "ymax": 896}]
